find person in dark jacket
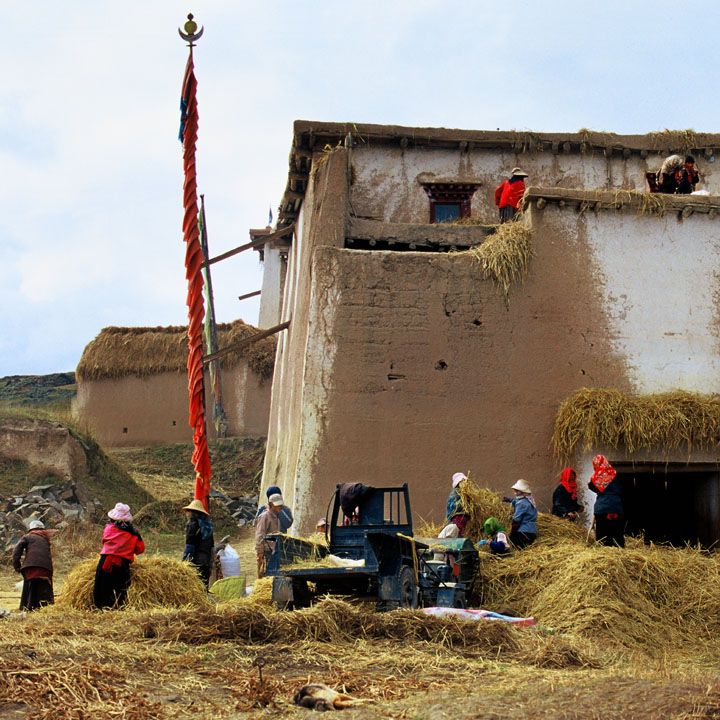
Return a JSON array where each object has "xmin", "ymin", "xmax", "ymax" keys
[
  {"xmin": 182, "ymin": 499, "xmax": 215, "ymax": 588},
  {"xmin": 503, "ymin": 479, "xmax": 538, "ymax": 548},
  {"xmin": 494, "ymin": 168, "xmax": 528, "ymax": 223},
  {"xmin": 254, "ymin": 485, "xmax": 294, "ymax": 532},
  {"xmin": 93, "ymin": 503, "xmax": 145, "ymax": 609},
  {"xmin": 675, "ymin": 155, "xmax": 699, "ymax": 194},
  {"xmin": 552, "ymin": 468, "xmax": 583, "ymax": 520},
  {"xmin": 588, "ymin": 455, "xmax": 624, "ymax": 547},
  {"xmin": 13, "ymin": 519, "xmax": 55, "ymax": 611}
]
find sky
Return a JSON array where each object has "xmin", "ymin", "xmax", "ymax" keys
[{"xmin": 1, "ymin": 0, "xmax": 718, "ymax": 376}]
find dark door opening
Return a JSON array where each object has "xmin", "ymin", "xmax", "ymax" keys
[{"xmin": 615, "ymin": 465, "xmax": 720, "ymax": 548}]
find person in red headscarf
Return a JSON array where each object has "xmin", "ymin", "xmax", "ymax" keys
[
  {"xmin": 588, "ymin": 455, "xmax": 625, "ymax": 547},
  {"xmin": 551, "ymin": 468, "xmax": 583, "ymax": 521}
]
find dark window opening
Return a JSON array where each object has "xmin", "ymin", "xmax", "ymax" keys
[
  {"xmin": 615, "ymin": 465, "xmax": 720, "ymax": 548},
  {"xmin": 434, "ymin": 203, "xmax": 461, "ymax": 223},
  {"xmin": 421, "ymin": 182, "xmax": 480, "ymax": 223},
  {"xmin": 122, "ymin": 427, "xmax": 128, "ymax": 434}
]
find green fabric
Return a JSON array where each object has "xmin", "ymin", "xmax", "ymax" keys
[
  {"xmin": 209, "ymin": 575, "xmax": 246, "ymax": 600},
  {"xmin": 484, "ymin": 517, "xmax": 505, "ymax": 535}
]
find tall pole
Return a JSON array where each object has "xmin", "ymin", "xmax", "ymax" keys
[{"xmin": 178, "ymin": 14, "xmax": 212, "ymax": 509}]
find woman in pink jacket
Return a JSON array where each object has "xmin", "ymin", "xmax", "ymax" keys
[{"xmin": 92, "ymin": 503, "xmax": 145, "ymax": 609}]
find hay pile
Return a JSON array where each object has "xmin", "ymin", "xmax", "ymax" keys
[
  {"xmin": 76, "ymin": 319, "xmax": 276, "ymax": 382},
  {"xmin": 456, "ymin": 481, "xmax": 584, "ymax": 546},
  {"xmin": 58, "ymin": 556, "xmax": 210, "ymax": 610},
  {"xmin": 140, "ymin": 596, "xmax": 596, "ymax": 667},
  {"xmin": 134, "ymin": 497, "xmax": 238, "ymax": 535},
  {"xmin": 478, "ymin": 540, "xmax": 720, "ymax": 654},
  {"xmin": 459, "ymin": 220, "xmax": 534, "ymax": 294},
  {"xmin": 553, "ymin": 387, "xmax": 720, "ymax": 458}
]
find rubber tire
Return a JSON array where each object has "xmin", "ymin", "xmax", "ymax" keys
[{"xmin": 398, "ymin": 566, "xmax": 419, "ymax": 609}]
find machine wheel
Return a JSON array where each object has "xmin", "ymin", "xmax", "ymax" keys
[{"xmin": 398, "ymin": 566, "xmax": 419, "ymax": 609}]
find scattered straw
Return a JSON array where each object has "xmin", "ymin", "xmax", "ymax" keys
[
  {"xmin": 552, "ymin": 387, "xmax": 720, "ymax": 458},
  {"xmin": 76, "ymin": 320, "xmax": 276, "ymax": 382},
  {"xmin": 457, "ymin": 220, "xmax": 534, "ymax": 295},
  {"xmin": 578, "ymin": 190, "xmax": 668, "ymax": 217},
  {"xmin": 57, "ymin": 556, "xmax": 210, "ymax": 610}
]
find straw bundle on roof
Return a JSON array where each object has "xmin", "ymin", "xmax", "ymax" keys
[
  {"xmin": 458, "ymin": 220, "xmax": 534, "ymax": 295},
  {"xmin": 76, "ymin": 319, "xmax": 276, "ymax": 382},
  {"xmin": 553, "ymin": 387, "xmax": 720, "ymax": 458},
  {"xmin": 578, "ymin": 190, "xmax": 668, "ymax": 217},
  {"xmin": 58, "ymin": 556, "xmax": 210, "ymax": 610}
]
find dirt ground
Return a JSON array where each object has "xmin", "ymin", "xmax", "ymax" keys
[{"xmin": 2, "ymin": 528, "xmax": 720, "ymax": 720}]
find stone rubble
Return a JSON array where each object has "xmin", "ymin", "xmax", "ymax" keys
[
  {"xmin": 209, "ymin": 488, "xmax": 259, "ymax": 527},
  {"xmin": 0, "ymin": 482, "xmax": 102, "ymax": 554}
]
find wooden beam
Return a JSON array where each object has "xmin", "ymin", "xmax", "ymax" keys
[
  {"xmin": 201, "ymin": 224, "xmax": 295, "ymax": 268},
  {"xmin": 238, "ymin": 289, "xmax": 261, "ymax": 301},
  {"xmin": 203, "ymin": 321, "xmax": 290, "ymax": 364}
]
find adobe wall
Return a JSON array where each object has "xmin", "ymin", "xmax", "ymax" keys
[
  {"xmin": 348, "ymin": 145, "xmax": 720, "ymax": 225},
  {"xmin": 73, "ymin": 363, "xmax": 271, "ymax": 448},
  {"xmin": 261, "ymin": 148, "xmax": 350, "ymax": 514},
  {"xmin": 263, "ymin": 191, "xmax": 720, "ymax": 533}
]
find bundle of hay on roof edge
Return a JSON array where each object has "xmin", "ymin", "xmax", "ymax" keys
[
  {"xmin": 552, "ymin": 387, "xmax": 720, "ymax": 458},
  {"xmin": 76, "ymin": 319, "xmax": 276, "ymax": 382}
]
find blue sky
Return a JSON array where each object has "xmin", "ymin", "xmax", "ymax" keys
[{"xmin": 1, "ymin": 0, "xmax": 716, "ymax": 375}]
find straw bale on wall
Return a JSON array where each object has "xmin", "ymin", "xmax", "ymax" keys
[
  {"xmin": 553, "ymin": 387, "xmax": 720, "ymax": 458},
  {"xmin": 76, "ymin": 320, "xmax": 276, "ymax": 382}
]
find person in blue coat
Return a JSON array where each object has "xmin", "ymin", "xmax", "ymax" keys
[
  {"xmin": 255, "ymin": 485, "xmax": 293, "ymax": 533},
  {"xmin": 588, "ymin": 455, "xmax": 624, "ymax": 547},
  {"xmin": 503, "ymin": 479, "xmax": 538, "ymax": 549}
]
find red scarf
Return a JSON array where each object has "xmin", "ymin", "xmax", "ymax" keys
[
  {"xmin": 590, "ymin": 455, "xmax": 616, "ymax": 493},
  {"xmin": 559, "ymin": 468, "xmax": 577, "ymax": 499}
]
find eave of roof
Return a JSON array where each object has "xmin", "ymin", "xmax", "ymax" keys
[{"xmin": 276, "ymin": 120, "xmax": 720, "ymax": 228}]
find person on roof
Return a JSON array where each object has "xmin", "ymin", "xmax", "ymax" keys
[
  {"xmin": 656, "ymin": 154, "xmax": 684, "ymax": 194},
  {"xmin": 552, "ymin": 468, "xmax": 583, "ymax": 521},
  {"xmin": 494, "ymin": 168, "xmax": 528, "ymax": 223},
  {"xmin": 675, "ymin": 155, "xmax": 700, "ymax": 194}
]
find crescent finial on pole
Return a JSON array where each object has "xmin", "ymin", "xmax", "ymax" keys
[{"xmin": 179, "ymin": 13, "xmax": 204, "ymax": 46}]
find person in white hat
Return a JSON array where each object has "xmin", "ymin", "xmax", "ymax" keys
[
  {"xmin": 12, "ymin": 519, "xmax": 55, "ymax": 611},
  {"xmin": 494, "ymin": 167, "xmax": 528, "ymax": 223},
  {"xmin": 93, "ymin": 503, "xmax": 145, "ymax": 609},
  {"xmin": 255, "ymin": 492, "xmax": 285, "ymax": 578},
  {"xmin": 502, "ymin": 479, "xmax": 538, "ymax": 548},
  {"xmin": 182, "ymin": 499, "xmax": 215, "ymax": 588},
  {"xmin": 445, "ymin": 472, "xmax": 470, "ymax": 537}
]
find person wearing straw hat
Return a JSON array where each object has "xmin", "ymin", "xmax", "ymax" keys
[
  {"xmin": 503, "ymin": 479, "xmax": 538, "ymax": 548},
  {"xmin": 12, "ymin": 519, "xmax": 56, "ymax": 611},
  {"xmin": 588, "ymin": 455, "xmax": 625, "ymax": 547},
  {"xmin": 182, "ymin": 498, "xmax": 215, "ymax": 588},
  {"xmin": 494, "ymin": 167, "xmax": 528, "ymax": 223},
  {"xmin": 93, "ymin": 503, "xmax": 145, "ymax": 609},
  {"xmin": 254, "ymin": 485, "xmax": 294, "ymax": 533},
  {"xmin": 446, "ymin": 472, "xmax": 470, "ymax": 537},
  {"xmin": 255, "ymin": 492, "xmax": 285, "ymax": 578}
]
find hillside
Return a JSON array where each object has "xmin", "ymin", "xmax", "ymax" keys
[{"xmin": 0, "ymin": 373, "xmax": 76, "ymax": 410}]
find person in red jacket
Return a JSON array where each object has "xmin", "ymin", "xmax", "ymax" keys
[
  {"xmin": 93, "ymin": 503, "xmax": 145, "ymax": 609},
  {"xmin": 494, "ymin": 167, "xmax": 528, "ymax": 223}
]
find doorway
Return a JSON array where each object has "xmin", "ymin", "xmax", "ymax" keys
[{"xmin": 614, "ymin": 464, "xmax": 720, "ymax": 548}]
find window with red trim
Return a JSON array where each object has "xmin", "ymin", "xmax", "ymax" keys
[{"xmin": 421, "ymin": 183, "xmax": 480, "ymax": 223}]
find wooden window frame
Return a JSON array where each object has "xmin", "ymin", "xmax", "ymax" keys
[{"xmin": 421, "ymin": 183, "xmax": 481, "ymax": 223}]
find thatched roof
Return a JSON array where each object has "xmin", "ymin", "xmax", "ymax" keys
[{"xmin": 76, "ymin": 320, "xmax": 276, "ymax": 382}]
